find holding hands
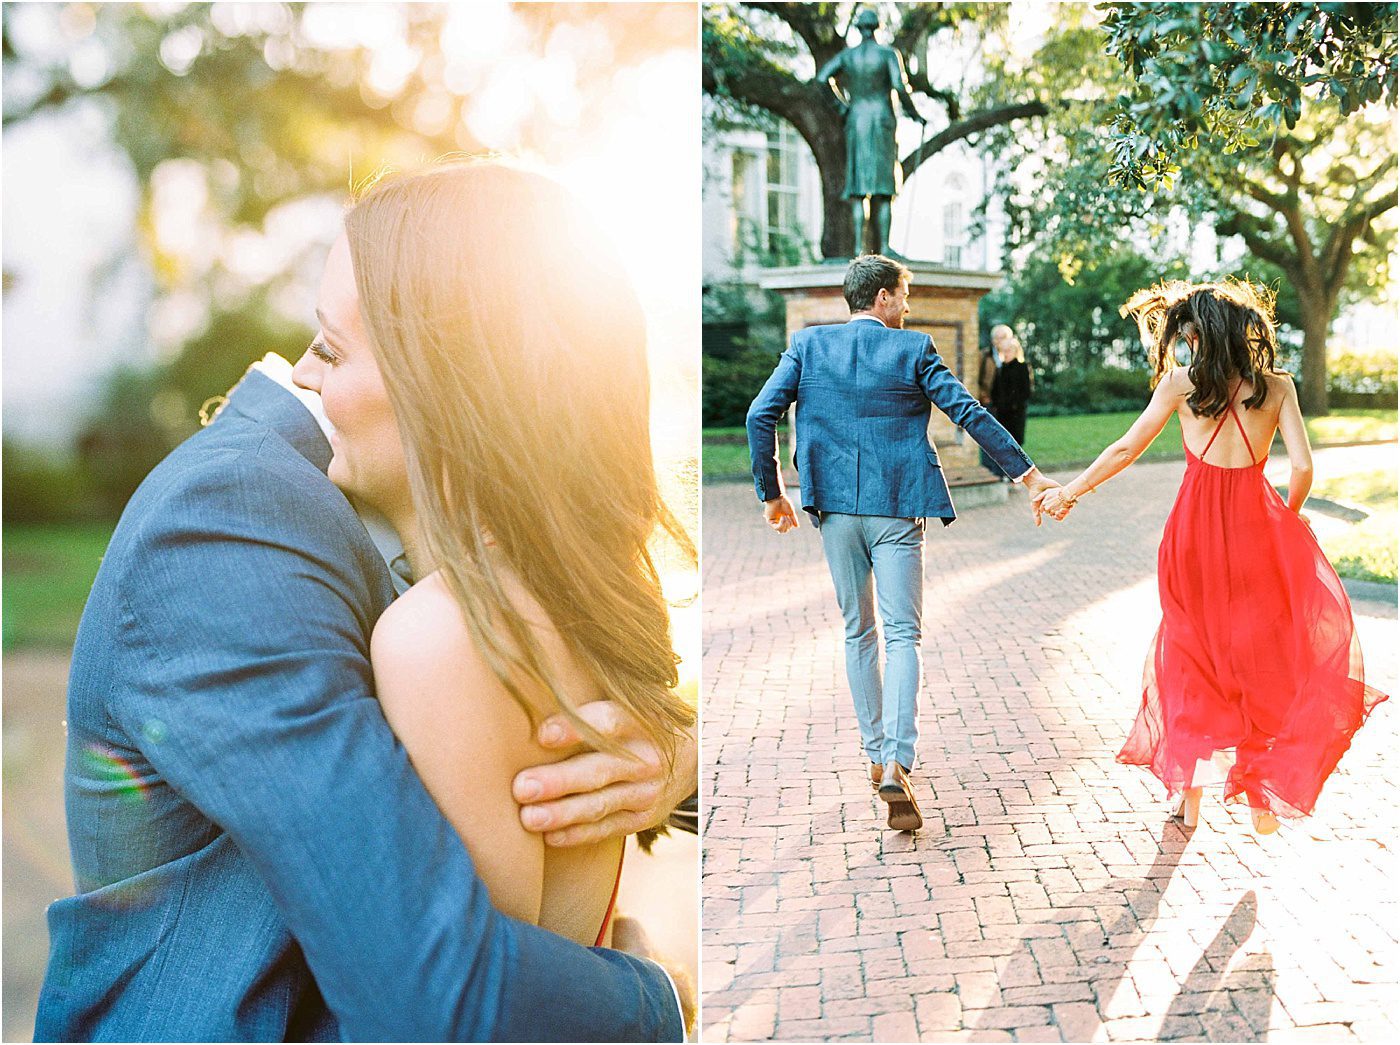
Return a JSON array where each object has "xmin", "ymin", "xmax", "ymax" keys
[
  {"xmin": 1019, "ymin": 467, "xmax": 1074, "ymax": 526},
  {"xmin": 1033, "ymin": 485, "xmax": 1077, "ymax": 523}
]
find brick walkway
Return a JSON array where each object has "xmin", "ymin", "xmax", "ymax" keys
[{"xmin": 701, "ymin": 446, "xmax": 1398, "ymax": 1043}]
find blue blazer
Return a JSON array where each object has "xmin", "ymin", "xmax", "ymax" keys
[
  {"xmin": 746, "ymin": 320, "xmax": 1035, "ymax": 524},
  {"xmin": 35, "ymin": 370, "xmax": 681, "ymax": 1043}
]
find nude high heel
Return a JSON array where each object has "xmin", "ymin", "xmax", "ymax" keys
[
  {"xmin": 1173, "ymin": 787, "xmax": 1203, "ymax": 828},
  {"xmin": 1250, "ymin": 806, "xmax": 1279, "ymax": 835}
]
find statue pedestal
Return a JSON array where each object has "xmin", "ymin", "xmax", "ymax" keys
[{"xmin": 758, "ymin": 262, "xmax": 1008, "ymax": 509}]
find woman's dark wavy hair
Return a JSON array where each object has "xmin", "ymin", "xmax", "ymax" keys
[{"xmin": 1120, "ymin": 278, "xmax": 1280, "ymax": 417}]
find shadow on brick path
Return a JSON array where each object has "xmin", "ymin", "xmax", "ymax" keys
[{"xmin": 1157, "ymin": 890, "xmax": 1275, "ymax": 1042}]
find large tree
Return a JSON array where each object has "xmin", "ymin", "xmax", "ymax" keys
[
  {"xmin": 703, "ymin": 2, "xmax": 1055, "ymax": 259},
  {"xmin": 1099, "ymin": 1, "xmax": 1397, "ymax": 414},
  {"xmin": 979, "ymin": 2, "xmax": 1396, "ymax": 414}
]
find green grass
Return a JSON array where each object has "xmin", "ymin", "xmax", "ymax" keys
[
  {"xmin": 1313, "ymin": 469, "xmax": 1398, "ymax": 585},
  {"xmin": 1021, "ymin": 412, "xmax": 1184, "ymax": 470},
  {"xmin": 1304, "ymin": 409, "xmax": 1398, "ymax": 446},
  {"xmin": 3, "ymin": 523, "xmax": 114, "ymax": 651},
  {"xmin": 704, "ymin": 441, "xmax": 759, "ymax": 480},
  {"xmin": 704, "ymin": 409, "xmax": 1397, "ymax": 480}
]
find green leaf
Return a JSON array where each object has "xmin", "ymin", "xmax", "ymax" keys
[
  {"xmin": 1285, "ymin": 8, "xmax": 1309, "ymax": 43},
  {"xmin": 1204, "ymin": 40, "xmax": 1234, "ymax": 64}
]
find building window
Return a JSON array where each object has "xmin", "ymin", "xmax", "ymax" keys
[
  {"xmin": 731, "ymin": 150, "xmax": 755, "ymax": 257},
  {"xmin": 942, "ymin": 177, "xmax": 968, "ymax": 268},
  {"xmin": 765, "ymin": 123, "xmax": 803, "ymax": 263}
]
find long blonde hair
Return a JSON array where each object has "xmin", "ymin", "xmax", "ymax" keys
[{"xmin": 345, "ymin": 158, "xmax": 694, "ymax": 764}]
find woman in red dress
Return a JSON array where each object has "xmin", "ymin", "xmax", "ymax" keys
[{"xmin": 1036, "ymin": 279, "xmax": 1386, "ymax": 833}]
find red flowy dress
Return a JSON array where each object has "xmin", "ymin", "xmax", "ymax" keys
[{"xmin": 1117, "ymin": 391, "xmax": 1387, "ymax": 819}]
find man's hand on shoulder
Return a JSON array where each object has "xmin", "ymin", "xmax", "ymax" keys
[
  {"xmin": 512, "ymin": 702, "xmax": 697, "ymax": 847},
  {"xmin": 764, "ymin": 495, "xmax": 800, "ymax": 534}
]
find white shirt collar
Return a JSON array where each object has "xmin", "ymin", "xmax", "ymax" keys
[
  {"xmin": 249, "ymin": 353, "xmax": 412, "ymax": 592},
  {"xmin": 848, "ymin": 314, "xmax": 886, "ymax": 326},
  {"xmin": 251, "ymin": 353, "xmax": 335, "ymax": 443}
]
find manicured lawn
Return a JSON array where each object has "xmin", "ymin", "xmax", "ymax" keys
[
  {"xmin": 1304, "ymin": 409, "xmax": 1398, "ymax": 446},
  {"xmin": 1021, "ymin": 412, "xmax": 1184, "ymax": 470},
  {"xmin": 3, "ymin": 523, "xmax": 114, "ymax": 650},
  {"xmin": 1312, "ymin": 469, "xmax": 1398, "ymax": 585},
  {"xmin": 705, "ymin": 409, "xmax": 1397, "ymax": 480},
  {"xmin": 704, "ymin": 440, "xmax": 762, "ymax": 481}
]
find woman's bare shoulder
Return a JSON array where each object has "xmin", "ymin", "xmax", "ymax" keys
[
  {"xmin": 371, "ymin": 572, "xmax": 528, "ymax": 737},
  {"xmin": 1161, "ymin": 367, "xmax": 1193, "ymax": 396},
  {"xmin": 370, "ymin": 571, "xmax": 546, "ymax": 927},
  {"xmin": 373, "ymin": 572, "xmax": 473, "ymax": 670}
]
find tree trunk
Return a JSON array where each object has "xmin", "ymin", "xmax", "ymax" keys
[
  {"xmin": 1298, "ymin": 307, "xmax": 1331, "ymax": 416},
  {"xmin": 819, "ymin": 160, "xmax": 852, "ymax": 258},
  {"xmin": 798, "ymin": 114, "xmax": 851, "ymax": 259}
]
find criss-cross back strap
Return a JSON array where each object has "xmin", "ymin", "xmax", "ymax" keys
[{"xmin": 1198, "ymin": 380, "xmax": 1256, "ymax": 464}]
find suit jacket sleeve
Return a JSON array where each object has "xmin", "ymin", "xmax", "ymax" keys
[
  {"xmin": 745, "ymin": 341, "xmax": 801, "ymax": 502},
  {"xmin": 107, "ymin": 453, "xmax": 682, "ymax": 1043},
  {"xmin": 915, "ymin": 336, "xmax": 1035, "ymax": 479}
]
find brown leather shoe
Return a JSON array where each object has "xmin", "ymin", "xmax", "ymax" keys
[
  {"xmin": 869, "ymin": 762, "xmax": 882, "ymax": 791},
  {"xmin": 877, "ymin": 761, "xmax": 922, "ymax": 832}
]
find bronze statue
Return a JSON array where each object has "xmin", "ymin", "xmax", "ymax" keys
[{"xmin": 817, "ymin": 8, "xmax": 926, "ymax": 257}]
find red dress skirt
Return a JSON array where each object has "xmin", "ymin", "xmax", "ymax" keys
[{"xmin": 1117, "ymin": 401, "xmax": 1387, "ymax": 818}]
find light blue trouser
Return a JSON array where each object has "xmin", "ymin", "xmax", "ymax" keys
[{"xmin": 818, "ymin": 512, "xmax": 924, "ymax": 770}]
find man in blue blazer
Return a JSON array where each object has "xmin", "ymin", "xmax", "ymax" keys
[
  {"xmin": 36, "ymin": 363, "xmax": 689, "ymax": 1041},
  {"xmin": 746, "ymin": 254, "xmax": 1060, "ymax": 833}
]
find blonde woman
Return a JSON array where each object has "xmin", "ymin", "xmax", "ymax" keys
[
  {"xmin": 292, "ymin": 161, "xmax": 695, "ymax": 994},
  {"xmin": 42, "ymin": 158, "xmax": 692, "ymax": 1041},
  {"xmin": 989, "ymin": 324, "xmax": 1032, "ymax": 454}
]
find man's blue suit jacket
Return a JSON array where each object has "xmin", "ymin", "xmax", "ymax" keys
[
  {"xmin": 746, "ymin": 320, "xmax": 1035, "ymax": 524},
  {"xmin": 35, "ymin": 370, "xmax": 681, "ymax": 1043}
]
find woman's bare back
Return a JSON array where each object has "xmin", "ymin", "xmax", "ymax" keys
[{"xmin": 1174, "ymin": 370, "xmax": 1288, "ymax": 468}]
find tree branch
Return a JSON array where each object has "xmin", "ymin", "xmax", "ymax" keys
[
  {"xmin": 1322, "ymin": 179, "xmax": 1398, "ymax": 278},
  {"xmin": 906, "ymin": 71, "xmax": 960, "ymax": 120},
  {"xmin": 703, "ymin": 42, "xmax": 816, "ymax": 130},
  {"xmin": 742, "ymin": 2, "xmax": 844, "ymax": 70},
  {"xmin": 891, "ymin": 5, "xmax": 941, "ymax": 55},
  {"xmin": 1213, "ymin": 206, "xmax": 1296, "ymax": 273},
  {"xmin": 900, "ymin": 100, "xmax": 1052, "ymax": 177}
]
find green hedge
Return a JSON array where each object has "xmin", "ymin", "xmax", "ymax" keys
[
  {"xmin": 1328, "ymin": 346, "xmax": 1397, "ymax": 397},
  {"xmin": 703, "ymin": 350, "xmax": 782, "ymax": 428},
  {"xmin": 3, "ymin": 442, "xmax": 98, "ymax": 524},
  {"xmin": 1027, "ymin": 366, "xmax": 1154, "ymax": 416}
]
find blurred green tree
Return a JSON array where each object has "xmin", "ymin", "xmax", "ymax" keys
[
  {"xmin": 980, "ymin": 244, "xmax": 1193, "ymax": 379},
  {"xmin": 3, "ymin": 2, "xmax": 693, "ymax": 514}
]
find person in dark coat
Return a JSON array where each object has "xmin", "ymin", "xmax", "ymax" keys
[{"xmin": 990, "ymin": 326, "xmax": 1033, "ymax": 478}]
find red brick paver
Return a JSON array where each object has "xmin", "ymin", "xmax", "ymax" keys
[{"xmin": 701, "ymin": 447, "xmax": 1398, "ymax": 1043}]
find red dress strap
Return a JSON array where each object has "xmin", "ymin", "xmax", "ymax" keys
[
  {"xmin": 594, "ymin": 845, "xmax": 626, "ymax": 946},
  {"xmin": 1197, "ymin": 381, "xmax": 1251, "ymax": 463},
  {"xmin": 1224, "ymin": 397, "xmax": 1259, "ymax": 465}
]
